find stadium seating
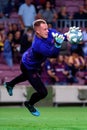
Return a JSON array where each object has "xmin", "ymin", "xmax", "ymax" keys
[
  {"xmin": 55, "ymin": 0, "xmax": 84, "ymax": 15},
  {"xmin": 0, "ymin": 63, "xmax": 29, "ymax": 86}
]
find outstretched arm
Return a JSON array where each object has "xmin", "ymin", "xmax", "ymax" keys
[{"xmin": 52, "ymin": 27, "xmax": 83, "ymax": 48}]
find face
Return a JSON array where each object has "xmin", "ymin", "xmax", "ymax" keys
[
  {"xmin": 64, "ymin": 55, "xmax": 69, "ymax": 63},
  {"xmin": 61, "ymin": 6, "xmax": 67, "ymax": 13},
  {"xmin": 25, "ymin": 0, "xmax": 32, "ymax": 5},
  {"xmin": 15, "ymin": 31, "xmax": 21, "ymax": 39},
  {"xmin": 8, "ymin": 33, "xmax": 13, "ymax": 41},
  {"xmin": 46, "ymin": 1, "xmax": 51, "ymax": 8},
  {"xmin": 12, "ymin": 24, "xmax": 18, "ymax": 31},
  {"xmin": 36, "ymin": 23, "xmax": 49, "ymax": 38},
  {"xmin": 8, "ymin": 24, "xmax": 12, "ymax": 31},
  {"xmin": 50, "ymin": 58, "xmax": 56, "ymax": 63},
  {"xmin": 58, "ymin": 55, "xmax": 64, "ymax": 62},
  {"xmin": 79, "ymin": 6, "xmax": 84, "ymax": 12}
]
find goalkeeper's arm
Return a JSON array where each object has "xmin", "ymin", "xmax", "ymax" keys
[{"xmin": 52, "ymin": 26, "xmax": 82, "ymax": 48}]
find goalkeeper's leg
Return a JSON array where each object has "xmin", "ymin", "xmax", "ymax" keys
[
  {"xmin": 4, "ymin": 73, "xmax": 27, "ymax": 96},
  {"xmin": 21, "ymin": 63, "xmax": 48, "ymax": 116},
  {"xmin": 24, "ymin": 70, "xmax": 48, "ymax": 116}
]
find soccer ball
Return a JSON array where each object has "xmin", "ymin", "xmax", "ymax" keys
[{"xmin": 66, "ymin": 27, "xmax": 83, "ymax": 44}]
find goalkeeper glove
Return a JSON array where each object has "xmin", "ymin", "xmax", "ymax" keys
[{"xmin": 52, "ymin": 32, "xmax": 65, "ymax": 48}]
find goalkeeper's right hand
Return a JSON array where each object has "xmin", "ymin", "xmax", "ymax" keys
[{"xmin": 52, "ymin": 32, "xmax": 65, "ymax": 48}]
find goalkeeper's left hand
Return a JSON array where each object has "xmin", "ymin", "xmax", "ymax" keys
[{"xmin": 52, "ymin": 32, "xmax": 65, "ymax": 48}]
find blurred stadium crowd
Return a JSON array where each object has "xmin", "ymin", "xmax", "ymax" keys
[{"xmin": 0, "ymin": 0, "xmax": 87, "ymax": 86}]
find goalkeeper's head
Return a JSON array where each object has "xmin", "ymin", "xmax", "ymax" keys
[{"xmin": 33, "ymin": 19, "xmax": 49, "ymax": 38}]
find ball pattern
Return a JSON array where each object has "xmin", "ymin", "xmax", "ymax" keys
[{"xmin": 68, "ymin": 27, "xmax": 83, "ymax": 44}]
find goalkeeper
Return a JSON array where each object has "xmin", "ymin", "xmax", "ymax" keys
[{"xmin": 4, "ymin": 19, "xmax": 82, "ymax": 116}]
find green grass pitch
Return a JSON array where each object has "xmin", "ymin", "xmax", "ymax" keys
[{"xmin": 0, "ymin": 106, "xmax": 87, "ymax": 130}]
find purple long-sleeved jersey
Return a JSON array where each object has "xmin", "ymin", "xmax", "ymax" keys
[{"xmin": 22, "ymin": 28, "xmax": 66, "ymax": 70}]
